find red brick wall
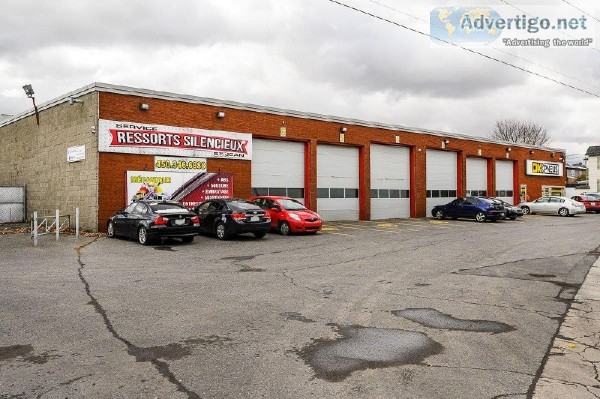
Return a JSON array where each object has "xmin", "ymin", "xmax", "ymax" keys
[{"xmin": 97, "ymin": 92, "xmax": 565, "ymax": 229}]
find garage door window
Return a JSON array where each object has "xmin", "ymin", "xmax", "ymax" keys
[
  {"xmin": 426, "ymin": 190, "xmax": 456, "ymax": 198},
  {"xmin": 318, "ymin": 188, "xmax": 359, "ymax": 198},
  {"xmin": 495, "ymin": 190, "xmax": 513, "ymax": 197},
  {"xmin": 467, "ymin": 190, "xmax": 487, "ymax": 196},
  {"xmin": 252, "ymin": 187, "xmax": 305, "ymax": 198}
]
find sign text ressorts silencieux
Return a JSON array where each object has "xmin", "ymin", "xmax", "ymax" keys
[{"xmin": 99, "ymin": 120, "xmax": 252, "ymax": 160}]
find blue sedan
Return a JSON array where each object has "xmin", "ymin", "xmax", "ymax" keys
[{"xmin": 432, "ymin": 197, "xmax": 506, "ymax": 222}]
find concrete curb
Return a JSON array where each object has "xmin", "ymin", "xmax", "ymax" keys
[{"xmin": 532, "ymin": 257, "xmax": 600, "ymax": 398}]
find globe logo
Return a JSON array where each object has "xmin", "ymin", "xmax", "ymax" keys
[{"xmin": 430, "ymin": 7, "xmax": 504, "ymax": 45}]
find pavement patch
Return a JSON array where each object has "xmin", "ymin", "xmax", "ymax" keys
[
  {"xmin": 280, "ymin": 312, "xmax": 316, "ymax": 323},
  {"xmin": 392, "ymin": 308, "xmax": 516, "ymax": 334},
  {"xmin": 297, "ymin": 324, "xmax": 443, "ymax": 381}
]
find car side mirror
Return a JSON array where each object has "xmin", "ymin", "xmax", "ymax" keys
[{"xmin": 116, "ymin": 210, "xmax": 126, "ymax": 215}]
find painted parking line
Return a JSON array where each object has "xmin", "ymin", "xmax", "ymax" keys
[{"xmin": 329, "ymin": 223, "xmax": 405, "ymax": 234}]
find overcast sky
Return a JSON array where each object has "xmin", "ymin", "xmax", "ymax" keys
[{"xmin": 0, "ymin": 0, "xmax": 597, "ymax": 157}]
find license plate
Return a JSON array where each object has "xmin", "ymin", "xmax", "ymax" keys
[
  {"xmin": 250, "ymin": 216, "xmax": 259, "ymax": 222},
  {"xmin": 592, "ymin": 202, "xmax": 596, "ymax": 206},
  {"xmin": 174, "ymin": 219, "xmax": 185, "ymax": 225}
]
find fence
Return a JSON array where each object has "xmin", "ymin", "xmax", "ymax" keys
[{"xmin": 0, "ymin": 186, "xmax": 26, "ymax": 223}]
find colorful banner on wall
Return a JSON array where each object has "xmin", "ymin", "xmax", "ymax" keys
[
  {"xmin": 525, "ymin": 160, "xmax": 564, "ymax": 176},
  {"xmin": 100, "ymin": 120, "xmax": 252, "ymax": 160},
  {"xmin": 126, "ymin": 171, "xmax": 197, "ymax": 204}
]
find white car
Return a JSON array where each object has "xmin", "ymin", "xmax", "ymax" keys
[{"xmin": 518, "ymin": 196, "xmax": 586, "ymax": 217}]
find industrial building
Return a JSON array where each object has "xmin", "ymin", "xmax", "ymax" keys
[{"xmin": 0, "ymin": 83, "xmax": 567, "ymax": 231}]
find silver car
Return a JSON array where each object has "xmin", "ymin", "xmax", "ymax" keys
[{"xmin": 519, "ymin": 196, "xmax": 586, "ymax": 217}]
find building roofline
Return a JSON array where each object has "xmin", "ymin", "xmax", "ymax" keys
[{"xmin": 0, "ymin": 82, "xmax": 566, "ymax": 153}]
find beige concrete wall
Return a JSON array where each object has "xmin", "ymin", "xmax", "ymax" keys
[{"xmin": 0, "ymin": 92, "xmax": 99, "ymax": 230}]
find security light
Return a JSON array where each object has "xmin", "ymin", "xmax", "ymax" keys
[
  {"xmin": 139, "ymin": 103, "xmax": 150, "ymax": 111},
  {"xmin": 23, "ymin": 84, "xmax": 34, "ymax": 98},
  {"xmin": 340, "ymin": 127, "xmax": 347, "ymax": 133},
  {"xmin": 217, "ymin": 111, "xmax": 225, "ymax": 118}
]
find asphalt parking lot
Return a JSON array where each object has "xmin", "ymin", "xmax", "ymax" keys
[{"xmin": 1, "ymin": 214, "xmax": 600, "ymax": 399}]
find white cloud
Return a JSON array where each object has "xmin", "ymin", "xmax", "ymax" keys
[{"xmin": 0, "ymin": 0, "xmax": 597, "ymax": 156}]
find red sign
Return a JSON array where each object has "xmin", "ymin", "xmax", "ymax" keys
[
  {"xmin": 109, "ymin": 130, "xmax": 249, "ymax": 154},
  {"xmin": 177, "ymin": 174, "xmax": 234, "ymax": 209}
]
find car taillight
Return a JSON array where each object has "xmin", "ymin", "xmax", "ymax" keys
[
  {"xmin": 154, "ymin": 216, "xmax": 168, "ymax": 225},
  {"xmin": 232, "ymin": 213, "xmax": 246, "ymax": 220},
  {"xmin": 191, "ymin": 216, "xmax": 199, "ymax": 223}
]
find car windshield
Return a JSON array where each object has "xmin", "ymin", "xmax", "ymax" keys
[
  {"xmin": 278, "ymin": 199, "xmax": 307, "ymax": 211},
  {"xmin": 148, "ymin": 202, "xmax": 188, "ymax": 213},
  {"xmin": 227, "ymin": 200, "xmax": 260, "ymax": 211}
]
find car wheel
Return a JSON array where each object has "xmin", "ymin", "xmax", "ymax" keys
[
  {"xmin": 138, "ymin": 226, "xmax": 150, "ymax": 245},
  {"xmin": 254, "ymin": 232, "xmax": 266, "ymax": 238},
  {"xmin": 215, "ymin": 222, "xmax": 228, "ymax": 240},
  {"xmin": 521, "ymin": 206, "xmax": 531, "ymax": 215},
  {"xmin": 107, "ymin": 221, "xmax": 115, "ymax": 238},
  {"xmin": 434, "ymin": 210, "xmax": 445, "ymax": 220},
  {"xmin": 279, "ymin": 221, "xmax": 291, "ymax": 236},
  {"xmin": 558, "ymin": 207, "xmax": 569, "ymax": 217},
  {"xmin": 181, "ymin": 236, "xmax": 194, "ymax": 243},
  {"xmin": 475, "ymin": 212, "xmax": 486, "ymax": 222}
]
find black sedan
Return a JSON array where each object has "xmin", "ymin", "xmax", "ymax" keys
[
  {"xmin": 107, "ymin": 200, "xmax": 199, "ymax": 245},
  {"xmin": 432, "ymin": 197, "xmax": 505, "ymax": 222},
  {"xmin": 487, "ymin": 198, "xmax": 524, "ymax": 220},
  {"xmin": 194, "ymin": 199, "xmax": 271, "ymax": 240}
]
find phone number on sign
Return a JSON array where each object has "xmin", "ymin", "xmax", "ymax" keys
[{"xmin": 155, "ymin": 160, "xmax": 207, "ymax": 170}]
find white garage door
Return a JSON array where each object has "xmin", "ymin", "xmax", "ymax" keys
[
  {"xmin": 426, "ymin": 150, "xmax": 457, "ymax": 216},
  {"xmin": 370, "ymin": 144, "xmax": 410, "ymax": 219},
  {"xmin": 251, "ymin": 139, "xmax": 305, "ymax": 201},
  {"xmin": 317, "ymin": 145, "xmax": 359, "ymax": 221},
  {"xmin": 466, "ymin": 157, "xmax": 488, "ymax": 197},
  {"xmin": 495, "ymin": 160, "xmax": 514, "ymax": 204}
]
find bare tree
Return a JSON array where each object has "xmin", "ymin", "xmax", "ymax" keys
[{"xmin": 490, "ymin": 119, "xmax": 551, "ymax": 146}]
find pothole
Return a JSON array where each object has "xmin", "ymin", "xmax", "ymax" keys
[
  {"xmin": 297, "ymin": 325, "xmax": 443, "ymax": 381},
  {"xmin": 392, "ymin": 308, "xmax": 515, "ymax": 334}
]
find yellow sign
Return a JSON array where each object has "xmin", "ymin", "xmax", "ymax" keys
[{"xmin": 154, "ymin": 156, "xmax": 207, "ymax": 172}]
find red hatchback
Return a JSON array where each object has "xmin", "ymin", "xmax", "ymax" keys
[
  {"xmin": 571, "ymin": 195, "xmax": 600, "ymax": 213},
  {"xmin": 250, "ymin": 196, "xmax": 322, "ymax": 235}
]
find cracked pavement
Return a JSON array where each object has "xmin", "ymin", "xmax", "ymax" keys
[{"xmin": 1, "ymin": 214, "xmax": 599, "ymax": 398}]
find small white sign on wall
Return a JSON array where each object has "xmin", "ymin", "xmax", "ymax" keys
[{"xmin": 67, "ymin": 145, "xmax": 86, "ymax": 163}]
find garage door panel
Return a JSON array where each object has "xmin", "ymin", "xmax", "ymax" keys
[
  {"xmin": 317, "ymin": 145, "xmax": 359, "ymax": 221},
  {"xmin": 252, "ymin": 139, "xmax": 305, "ymax": 199},
  {"xmin": 370, "ymin": 144, "xmax": 410, "ymax": 219},
  {"xmin": 426, "ymin": 150, "xmax": 457, "ymax": 216},
  {"xmin": 495, "ymin": 160, "xmax": 514, "ymax": 205},
  {"xmin": 466, "ymin": 157, "xmax": 488, "ymax": 196}
]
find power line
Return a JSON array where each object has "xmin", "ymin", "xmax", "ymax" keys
[
  {"xmin": 362, "ymin": 0, "xmax": 600, "ymax": 92},
  {"xmin": 327, "ymin": 0, "xmax": 600, "ymax": 99},
  {"xmin": 561, "ymin": 0, "xmax": 600, "ymax": 24}
]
